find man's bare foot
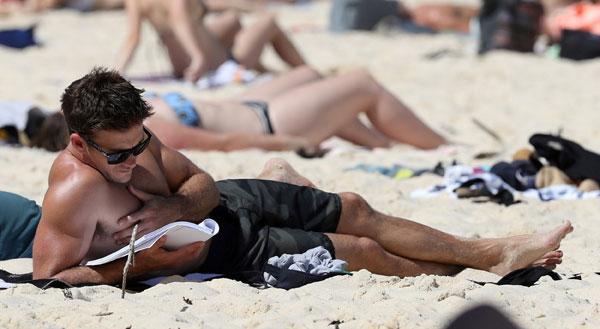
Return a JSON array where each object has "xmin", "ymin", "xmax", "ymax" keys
[
  {"xmin": 489, "ymin": 221, "xmax": 573, "ymax": 276},
  {"xmin": 257, "ymin": 158, "xmax": 315, "ymax": 188}
]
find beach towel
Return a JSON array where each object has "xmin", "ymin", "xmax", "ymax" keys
[{"xmin": 0, "ymin": 26, "xmax": 37, "ymax": 49}]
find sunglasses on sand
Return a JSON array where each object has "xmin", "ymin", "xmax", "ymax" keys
[{"xmin": 85, "ymin": 127, "xmax": 152, "ymax": 165}]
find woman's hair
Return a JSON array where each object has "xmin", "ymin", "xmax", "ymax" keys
[{"xmin": 29, "ymin": 112, "xmax": 69, "ymax": 152}]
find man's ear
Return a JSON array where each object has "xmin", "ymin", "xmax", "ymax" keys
[{"xmin": 70, "ymin": 133, "xmax": 86, "ymax": 152}]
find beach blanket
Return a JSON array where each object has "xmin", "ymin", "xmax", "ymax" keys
[{"xmin": 411, "ymin": 165, "xmax": 600, "ymax": 203}]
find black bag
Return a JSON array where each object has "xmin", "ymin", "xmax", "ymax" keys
[
  {"xmin": 478, "ymin": 0, "xmax": 544, "ymax": 54},
  {"xmin": 559, "ymin": 29, "xmax": 600, "ymax": 60},
  {"xmin": 529, "ymin": 133, "xmax": 600, "ymax": 184},
  {"xmin": 329, "ymin": 0, "xmax": 398, "ymax": 31}
]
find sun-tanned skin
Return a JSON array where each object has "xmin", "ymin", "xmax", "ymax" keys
[
  {"xmin": 33, "ymin": 69, "xmax": 573, "ymax": 286},
  {"xmin": 33, "ymin": 125, "xmax": 219, "ymax": 283},
  {"xmin": 144, "ymin": 66, "xmax": 448, "ymax": 151},
  {"xmin": 116, "ymin": 0, "xmax": 305, "ymax": 82}
]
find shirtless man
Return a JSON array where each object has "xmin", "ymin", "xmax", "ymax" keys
[
  {"xmin": 115, "ymin": 0, "xmax": 305, "ymax": 82},
  {"xmin": 33, "ymin": 68, "xmax": 573, "ymax": 284}
]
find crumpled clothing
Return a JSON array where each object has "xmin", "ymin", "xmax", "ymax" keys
[
  {"xmin": 264, "ymin": 246, "xmax": 347, "ymax": 286},
  {"xmin": 411, "ymin": 165, "xmax": 600, "ymax": 203}
]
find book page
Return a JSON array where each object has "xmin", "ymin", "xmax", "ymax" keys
[{"xmin": 85, "ymin": 218, "xmax": 219, "ymax": 266}]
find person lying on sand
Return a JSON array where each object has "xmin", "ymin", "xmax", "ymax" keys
[
  {"xmin": 144, "ymin": 65, "xmax": 447, "ymax": 152},
  {"xmin": 32, "ymin": 68, "xmax": 572, "ymax": 285},
  {"xmin": 0, "ymin": 158, "xmax": 307, "ymax": 261},
  {"xmin": 116, "ymin": 0, "xmax": 306, "ymax": 83},
  {"xmin": 0, "ymin": 102, "xmax": 68, "ymax": 152}
]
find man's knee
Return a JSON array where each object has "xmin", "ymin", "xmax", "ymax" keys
[
  {"xmin": 355, "ymin": 237, "xmax": 384, "ymax": 257},
  {"xmin": 339, "ymin": 192, "xmax": 373, "ymax": 217}
]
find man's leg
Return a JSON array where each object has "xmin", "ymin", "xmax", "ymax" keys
[
  {"xmin": 256, "ymin": 158, "xmax": 316, "ymax": 188},
  {"xmin": 333, "ymin": 192, "xmax": 571, "ymax": 276},
  {"xmin": 326, "ymin": 233, "xmax": 463, "ymax": 276}
]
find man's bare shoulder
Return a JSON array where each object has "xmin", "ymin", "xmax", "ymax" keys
[
  {"xmin": 49, "ymin": 151, "xmax": 108, "ymax": 191},
  {"xmin": 43, "ymin": 151, "xmax": 111, "ymax": 221}
]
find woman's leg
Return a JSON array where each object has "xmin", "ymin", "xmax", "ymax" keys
[
  {"xmin": 235, "ymin": 65, "xmax": 321, "ymax": 101},
  {"xmin": 334, "ymin": 119, "xmax": 392, "ymax": 148},
  {"xmin": 268, "ymin": 68, "xmax": 446, "ymax": 149},
  {"xmin": 205, "ymin": 10, "xmax": 242, "ymax": 50},
  {"xmin": 232, "ymin": 12, "xmax": 306, "ymax": 70}
]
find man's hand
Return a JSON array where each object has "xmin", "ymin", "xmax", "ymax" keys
[
  {"xmin": 113, "ymin": 186, "xmax": 184, "ymax": 244},
  {"xmin": 130, "ymin": 236, "xmax": 207, "ymax": 277}
]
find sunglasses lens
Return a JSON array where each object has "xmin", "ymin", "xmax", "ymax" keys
[{"xmin": 107, "ymin": 152, "xmax": 131, "ymax": 165}]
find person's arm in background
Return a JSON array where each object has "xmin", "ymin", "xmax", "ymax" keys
[
  {"xmin": 145, "ymin": 117, "xmax": 312, "ymax": 151},
  {"xmin": 115, "ymin": 0, "xmax": 142, "ymax": 74}
]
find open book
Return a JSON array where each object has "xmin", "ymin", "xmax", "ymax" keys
[{"xmin": 85, "ymin": 218, "xmax": 219, "ymax": 266}]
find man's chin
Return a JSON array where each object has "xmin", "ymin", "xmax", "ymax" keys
[{"xmin": 109, "ymin": 172, "xmax": 133, "ymax": 184}]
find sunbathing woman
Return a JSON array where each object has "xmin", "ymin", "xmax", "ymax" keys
[
  {"xmin": 143, "ymin": 65, "xmax": 447, "ymax": 152},
  {"xmin": 116, "ymin": 0, "xmax": 306, "ymax": 83}
]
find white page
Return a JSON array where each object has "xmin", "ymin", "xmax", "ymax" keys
[{"xmin": 85, "ymin": 218, "xmax": 219, "ymax": 266}]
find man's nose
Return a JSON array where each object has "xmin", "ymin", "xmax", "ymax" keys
[{"xmin": 124, "ymin": 153, "xmax": 137, "ymax": 166}]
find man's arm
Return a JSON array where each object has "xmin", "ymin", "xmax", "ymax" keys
[
  {"xmin": 113, "ymin": 132, "xmax": 220, "ymax": 243},
  {"xmin": 115, "ymin": 0, "xmax": 142, "ymax": 74},
  {"xmin": 50, "ymin": 238, "xmax": 207, "ymax": 285},
  {"xmin": 32, "ymin": 177, "xmax": 101, "ymax": 280}
]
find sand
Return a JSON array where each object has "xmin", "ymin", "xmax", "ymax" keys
[{"xmin": 1, "ymin": 1, "xmax": 600, "ymax": 328}]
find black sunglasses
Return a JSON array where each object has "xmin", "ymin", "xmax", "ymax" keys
[{"xmin": 85, "ymin": 127, "xmax": 152, "ymax": 165}]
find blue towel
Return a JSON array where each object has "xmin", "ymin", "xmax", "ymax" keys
[{"xmin": 0, "ymin": 26, "xmax": 37, "ymax": 49}]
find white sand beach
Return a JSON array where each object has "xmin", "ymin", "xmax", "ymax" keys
[{"xmin": 1, "ymin": 2, "xmax": 600, "ymax": 328}]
